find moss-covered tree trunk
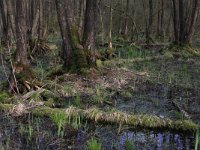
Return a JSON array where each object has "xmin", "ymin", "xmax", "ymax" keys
[
  {"xmin": 56, "ymin": 0, "xmax": 98, "ymax": 73},
  {"xmin": 55, "ymin": 0, "xmax": 87, "ymax": 72}
]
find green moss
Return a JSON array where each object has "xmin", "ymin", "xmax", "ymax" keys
[
  {"xmin": 0, "ymin": 92, "xmax": 10, "ymax": 103},
  {"xmin": 96, "ymin": 59, "xmax": 103, "ymax": 68},
  {"xmin": 164, "ymin": 51, "xmax": 174, "ymax": 59},
  {"xmin": 70, "ymin": 26, "xmax": 80, "ymax": 48},
  {"xmin": 69, "ymin": 26, "xmax": 88, "ymax": 71},
  {"xmin": 44, "ymin": 98, "xmax": 54, "ymax": 107},
  {"xmin": 31, "ymin": 107, "xmax": 63, "ymax": 117},
  {"xmin": 41, "ymin": 90, "xmax": 60, "ymax": 102},
  {"xmin": 165, "ymin": 44, "xmax": 200, "ymax": 58},
  {"xmin": 0, "ymin": 104, "xmax": 13, "ymax": 112},
  {"xmin": 125, "ymin": 140, "xmax": 134, "ymax": 150},
  {"xmin": 87, "ymin": 138, "xmax": 101, "ymax": 150},
  {"xmin": 120, "ymin": 91, "xmax": 133, "ymax": 100}
]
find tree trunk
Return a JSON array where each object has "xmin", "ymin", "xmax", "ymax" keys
[
  {"xmin": 157, "ymin": 0, "xmax": 164, "ymax": 40},
  {"xmin": 6, "ymin": 0, "xmax": 16, "ymax": 39},
  {"xmin": 172, "ymin": 0, "xmax": 179, "ymax": 44},
  {"xmin": 55, "ymin": 0, "xmax": 72, "ymax": 69},
  {"xmin": 0, "ymin": 0, "xmax": 8, "ymax": 43},
  {"xmin": 56, "ymin": 0, "xmax": 88, "ymax": 72},
  {"xmin": 9, "ymin": 0, "xmax": 32, "ymax": 94},
  {"xmin": 82, "ymin": 0, "xmax": 97, "ymax": 65},
  {"xmin": 122, "ymin": 0, "xmax": 130, "ymax": 38},
  {"xmin": 172, "ymin": 0, "xmax": 200, "ymax": 45},
  {"xmin": 108, "ymin": 1, "xmax": 113, "ymax": 51},
  {"xmin": 146, "ymin": 0, "xmax": 153, "ymax": 43},
  {"xmin": 78, "ymin": 0, "xmax": 85, "ymax": 37},
  {"xmin": 38, "ymin": 0, "xmax": 46, "ymax": 41},
  {"xmin": 185, "ymin": 0, "xmax": 200, "ymax": 44},
  {"xmin": 65, "ymin": 1, "xmax": 88, "ymax": 70},
  {"xmin": 15, "ymin": 0, "xmax": 29, "ymax": 65},
  {"xmin": 31, "ymin": 0, "xmax": 40, "ymax": 37}
]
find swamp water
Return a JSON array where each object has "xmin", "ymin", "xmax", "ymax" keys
[{"xmin": 0, "ymin": 115, "xmax": 198, "ymax": 150}]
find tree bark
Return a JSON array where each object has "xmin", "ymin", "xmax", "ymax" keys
[
  {"xmin": 146, "ymin": 0, "xmax": 153, "ymax": 43},
  {"xmin": 0, "ymin": 0, "xmax": 8, "ymax": 43},
  {"xmin": 15, "ymin": 0, "xmax": 29, "ymax": 65},
  {"xmin": 172, "ymin": 0, "xmax": 180, "ymax": 44},
  {"xmin": 122, "ymin": 0, "xmax": 130, "ymax": 38},
  {"xmin": 56, "ymin": 0, "xmax": 88, "ymax": 71},
  {"xmin": 172, "ymin": 0, "xmax": 200, "ymax": 45},
  {"xmin": 55, "ymin": 0, "xmax": 72, "ymax": 69},
  {"xmin": 78, "ymin": 0, "xmax": 85, "ymax": 37},
  {"xmin": 82, "ymin": 0, "xmax": 97, "ymax": 65},
  {"xmin": 6, "ymin": 0, "xmax": 16, "ymax": 39},
  {"xmin": 83, "ymin": 0, "xmax": 96, "ymax": 50},
  {"xmin": 186, "ymin": 0, "xmax": 200, "ymax": 44},
  {"xmin": 31, "ymin": 0, "xmax": 40, "ymax": 37},
  {"xmin": 108, "ymin": 1, "xmax": 113, "ymax": 51}
]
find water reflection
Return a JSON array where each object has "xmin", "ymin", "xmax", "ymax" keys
[
  {"xmin": 119, "ymin": 131, "xmax": 195, "ymax": 150},
  {"xmin": 0, "ymin": 116, "xmax": 198, "ymax": 150}
]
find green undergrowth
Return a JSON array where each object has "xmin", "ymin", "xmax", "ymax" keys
[
  {"xmin": 115, "ymin": 44, "xmax": 156, "ymax": 59},
  {"xmin": 87, "ymin": 138, "xmax": 101, "ymax": 150},
  {"xmin": 0, "ymin": 92, "xmax": 10, "ymax": 103},
  {"xmin": 163, "ymin": 44, "xmax": 200, "ymax": 59}
]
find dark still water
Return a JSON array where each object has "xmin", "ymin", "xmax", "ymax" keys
[{"xmin": 0, "ymin": 115, "xmax": 199, "ymax": 150}]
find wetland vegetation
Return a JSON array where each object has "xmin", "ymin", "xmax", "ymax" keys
[{"xmin": 0, "ymin": 0, "xmax": 200, "ymax": 149}]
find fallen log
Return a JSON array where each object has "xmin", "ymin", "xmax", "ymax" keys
[{"xmin": 0, "ymin": 104, "xmax": 198, "ymax": 132}]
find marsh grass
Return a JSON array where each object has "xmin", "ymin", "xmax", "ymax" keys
[
  {"xmin": 19, "ymin": 123, "xmax": 26, "ymax": 136},
  {"xmin": 117, "ymin": 45, "xmax": 155, "ymax": 59},
  {"xmin": 87, "ymin": 138, "xmax": 101, "ymax": 150},
  {"xmin": 174, "ymin": 111, "xmax": 185, "ymax": 120},
  {"xmin": 73, "ymin": 94, "xmax": 82, "ymax": 107},
  {"xmin": 90, "ymin": 85, "xmax": 108, "ymax": 104},
  {"xmin": 28, "ymin": 123, "xmax": 33, "ymax": 140},
  {"xmin": 195, "ymin": 129, "xmax": 199, "ymax": 150},
  {"xmin": 50, "ymin": 112, "xmax": 68, "ymax": 137},
  {"xmin": 125, "ymin": 139, "xmax": 134, "ymax": 150},
  {"xmin": 33, "ymin": 60, "xmax": 47, "ymax": 82}
]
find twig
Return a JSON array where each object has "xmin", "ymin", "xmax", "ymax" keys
[
  {"xmin": 8, "ymin": 44, "xmax": 19, "ymax": 94},
  {"xmin": 172, "ymin": 98, "xmax": 191, "ymax": 120}
]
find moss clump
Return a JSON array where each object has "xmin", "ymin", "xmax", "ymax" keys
[
  {"xmin": 96, "ymin": 59, "xmax": 103, "ymax": 68},
  {"xmin": 0, "ymin": 104, "xmax": 13, "ymax": 112},
  {"xmin": 164, "ymin": 44, "xmax": 200, "ymax": 59},
  {"xmin": 164, "ymin": 51, "xmax": 174, "ymax": 59},
  {"xmin": 44, "ymin": 98, "xmax": 55, "ymax": 107},
  {"xmin": 120, "ymin": 91, "xmax": 133, "ymax": 100},
  {"xmin": 0, "ymin": 92, "xmax": 10, "ymax": 103},
  {"xmin": 31, "ymin": 107, "xmax": 64, "ymax": 117}
]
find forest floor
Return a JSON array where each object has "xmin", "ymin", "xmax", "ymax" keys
[{"xmin": 0, "ymin": 44, "xmax": 200, "ymax": 149}]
